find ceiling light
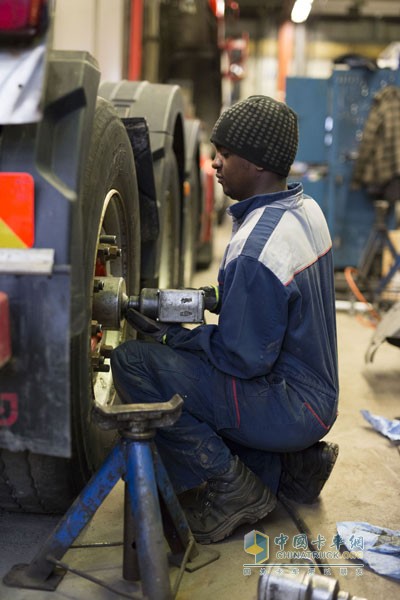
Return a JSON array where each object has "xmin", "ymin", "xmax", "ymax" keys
[{"xmin": 291, "ymin": 0, "xmax": 313, "ymax": 24}]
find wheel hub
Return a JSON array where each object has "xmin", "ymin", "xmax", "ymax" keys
[{"xmin": 92, "ymin": 276, "xmax": 127, "ymax": 330}]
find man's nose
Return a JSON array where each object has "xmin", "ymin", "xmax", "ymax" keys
[{"xmin": 211, "ymin": 155, "xmax": 222, "ymax": 169}]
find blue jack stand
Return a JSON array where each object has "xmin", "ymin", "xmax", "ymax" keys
[
  {"xmin": 358, "ymin": 199, "xmax": 400, "ymax": 301},
  {"xmin": 3, "ymin": 394, "xmax": 220, "ymax": 599}
]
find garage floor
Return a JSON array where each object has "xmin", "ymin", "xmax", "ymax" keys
[{"xmin": 0, "ymin": 217, "xmax": 399, "ymax": 600}]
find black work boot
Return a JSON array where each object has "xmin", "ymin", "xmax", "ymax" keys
[
  {"xmin": 279, "ymin": 441, "xmax": 339, "ymax": 504},
  {"xmin": 184, "ymin": 455, "xmax": 277, "ymax": 544}
]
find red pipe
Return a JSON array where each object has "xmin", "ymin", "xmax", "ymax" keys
[
  {"xmin": 277, "ymin": 20, "xmax": 294, "ymax": 101},
  {"xmin": 128, "ymin": 0, "xmax": 143, "ymax": 81}
]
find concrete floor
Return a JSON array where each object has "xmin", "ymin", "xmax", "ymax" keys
[{"xmin": 1, "ymin": 217, "xmax": 399, "ymax": 600}]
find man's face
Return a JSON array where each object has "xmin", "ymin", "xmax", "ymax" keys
[{"xmin": 211, "ymin": 145, "xmax": 259, "ymax": 201}]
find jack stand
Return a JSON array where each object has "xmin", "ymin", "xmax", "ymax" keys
[
  {"xmin": 358, "ymin": 199, "xmax": 400, "ymax": 301},
  {"xmin": 3, "ymin": 394, "xmax": 220, "ymax": 599}
]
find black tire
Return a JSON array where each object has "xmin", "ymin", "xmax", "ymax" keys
[
  {"xmin": 158, "ymin": 152, "xmax": 182, "ymax": 288},
  {"xmin": 181, "ymin": 157, "xmax": 201, "ymax": 287},
  {"xmin": 0, "ymin": 98, "xmax": 141, "ymax": 513},
  {"xmin": 196, "ymin": 238, "xmax": 214, "ymax": 271}
]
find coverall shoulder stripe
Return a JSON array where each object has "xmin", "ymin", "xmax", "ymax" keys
[
  {"xmin": 258, "ymin": 197, "xmax": 332, "ymax": 286},
  {"xmin": 225, "ymin": 204, "xmax": 284, "ymax": 267}
]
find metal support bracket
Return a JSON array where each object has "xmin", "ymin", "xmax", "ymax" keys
[{"xmin": 0, "ymin": 248, "xmax": 55, "ymax": 275}]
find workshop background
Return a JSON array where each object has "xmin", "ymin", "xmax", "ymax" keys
[{"xmin": 1, "ymin": 1, "xmax": 400, "ymax": 600}]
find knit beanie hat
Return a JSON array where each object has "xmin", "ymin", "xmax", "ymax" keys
[{"xmin": 210, "ymin": 95, "xmax": 298, "ymax": 177}]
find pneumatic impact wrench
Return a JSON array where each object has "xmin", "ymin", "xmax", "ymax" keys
[
  {"xmin": 92, "ymin": 278, "xmax": 218, "ymax": 333},
  {"xmin": 125, "ymin": 287, "xmax": 218, "ymax": 323},
  {"xmin": 123, "ymin": 287, "xmax": 219, "ymax": 339}
]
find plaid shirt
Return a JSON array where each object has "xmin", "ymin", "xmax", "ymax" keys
[{"xmin": 352, "ymin": 85, "xmax": 400, "ymax": 190}]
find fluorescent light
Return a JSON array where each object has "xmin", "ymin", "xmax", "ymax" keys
[{"xmin": 291, "ymin": 0, "xmax": 313, "ymax": 24}]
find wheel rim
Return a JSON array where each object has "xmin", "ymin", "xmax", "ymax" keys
[{"xmin": 91, "ymin": 189, "xmax": 133, "ymax": 408}]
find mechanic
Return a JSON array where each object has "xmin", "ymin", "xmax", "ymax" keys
[{"xmin": 111, "ymin": 95, "xmax": 339, "ymax": 544}]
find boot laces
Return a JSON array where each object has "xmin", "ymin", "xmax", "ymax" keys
[{"xmin": 192, "ymin": 483, "xmax": 217, "ymax": 518}]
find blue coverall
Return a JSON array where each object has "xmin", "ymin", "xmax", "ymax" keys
[{"xmin": 111, "ymin": 182, "xmax": 339, "ymax": 494}]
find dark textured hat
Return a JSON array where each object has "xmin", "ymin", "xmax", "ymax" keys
[{"xmin": 210, "ymin": 95, "xmax": 298, "ymax": 176}]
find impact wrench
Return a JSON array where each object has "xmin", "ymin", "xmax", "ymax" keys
[
  {"xmin": 125, "ymin": 286, "xmax": 218, "ymax": 322},
  {"xmin": 92, "ymin": 278, "xmax": 218, "ymax": 333}
]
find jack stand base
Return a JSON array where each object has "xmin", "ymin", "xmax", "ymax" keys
[
  {"xmin": 169, "ymin": 546, "xmax": 220, "ymax": 573},
  {"xmin": 3, "ymin": 563, "xmax": 65, "ymax": 592}
]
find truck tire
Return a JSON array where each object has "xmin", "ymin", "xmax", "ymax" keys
[
  {"xmin": 99, "ymin": 80, "xmax": 186, "ymax": 290},
  {"xmin": 181, "ymin": 171, "xmax": 199, "ymax": 287},
  {"xmin": 0, "ymin": 98, "xmax": 140, "ymax": 513},
  {"xmin": 180, "ymin": 120, "xmax": 202, "ymax": 287},
  {"xmin": 158, "ymin": 152, "xmax": 182, "ymax": 289}
]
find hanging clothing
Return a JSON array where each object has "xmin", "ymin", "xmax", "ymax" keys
[{"xmin": 352, "ymin": 85, "xmax": 400, "ymax": 197}]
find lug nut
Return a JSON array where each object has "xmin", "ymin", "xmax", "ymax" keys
[
  {"xmin": 99, "ymin": 235, "xmax": 117, "ymax": 244},
  {"xmin": 93, "ymin": 279, "xmax": 105, "ymax": 293},
  {"xmin": 91, "ymin": 321, "xmax": 103, "ymax": 336}
]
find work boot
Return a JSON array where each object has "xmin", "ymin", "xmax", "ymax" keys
[
  {"xmin": 184, "ymin": 455, "xmax": 277, "ymax": 544},
  {"xmin": 279, "ymin": 441, "xmax": 339, "ymax": 504}
]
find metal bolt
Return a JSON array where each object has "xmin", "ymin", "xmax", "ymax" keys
[
  {"xmin": 91, "ymin": 321, "xmax": 103, "ymax": 336},
  {"xmin": 93, "ymin": 279, "xmax": 105, "ymax": 293}
]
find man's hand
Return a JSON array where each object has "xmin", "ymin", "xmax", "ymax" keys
[
  {"xmin": 125, "ymin": 307, "xmax": 171, "ymax": 342},
  {"xmin": 200, "ymin": 285, "xmax": 220, "ymax": 312}
]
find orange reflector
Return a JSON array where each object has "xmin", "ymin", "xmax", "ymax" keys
[
  {"xmin": 183, "ymin": 180, "xmax": 191, "ymax": 198},
  {"xmin": 0, "ymin": 173, "xmax": 34, "ymax": 248},
  {"xmin": 0, "ymin": 291, "xmax": 11, "ymax": 367}
]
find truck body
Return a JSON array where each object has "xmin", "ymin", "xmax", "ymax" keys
[{"xmin": 0, "ymin": 0, "xmax": 220, "ymax": 512}]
